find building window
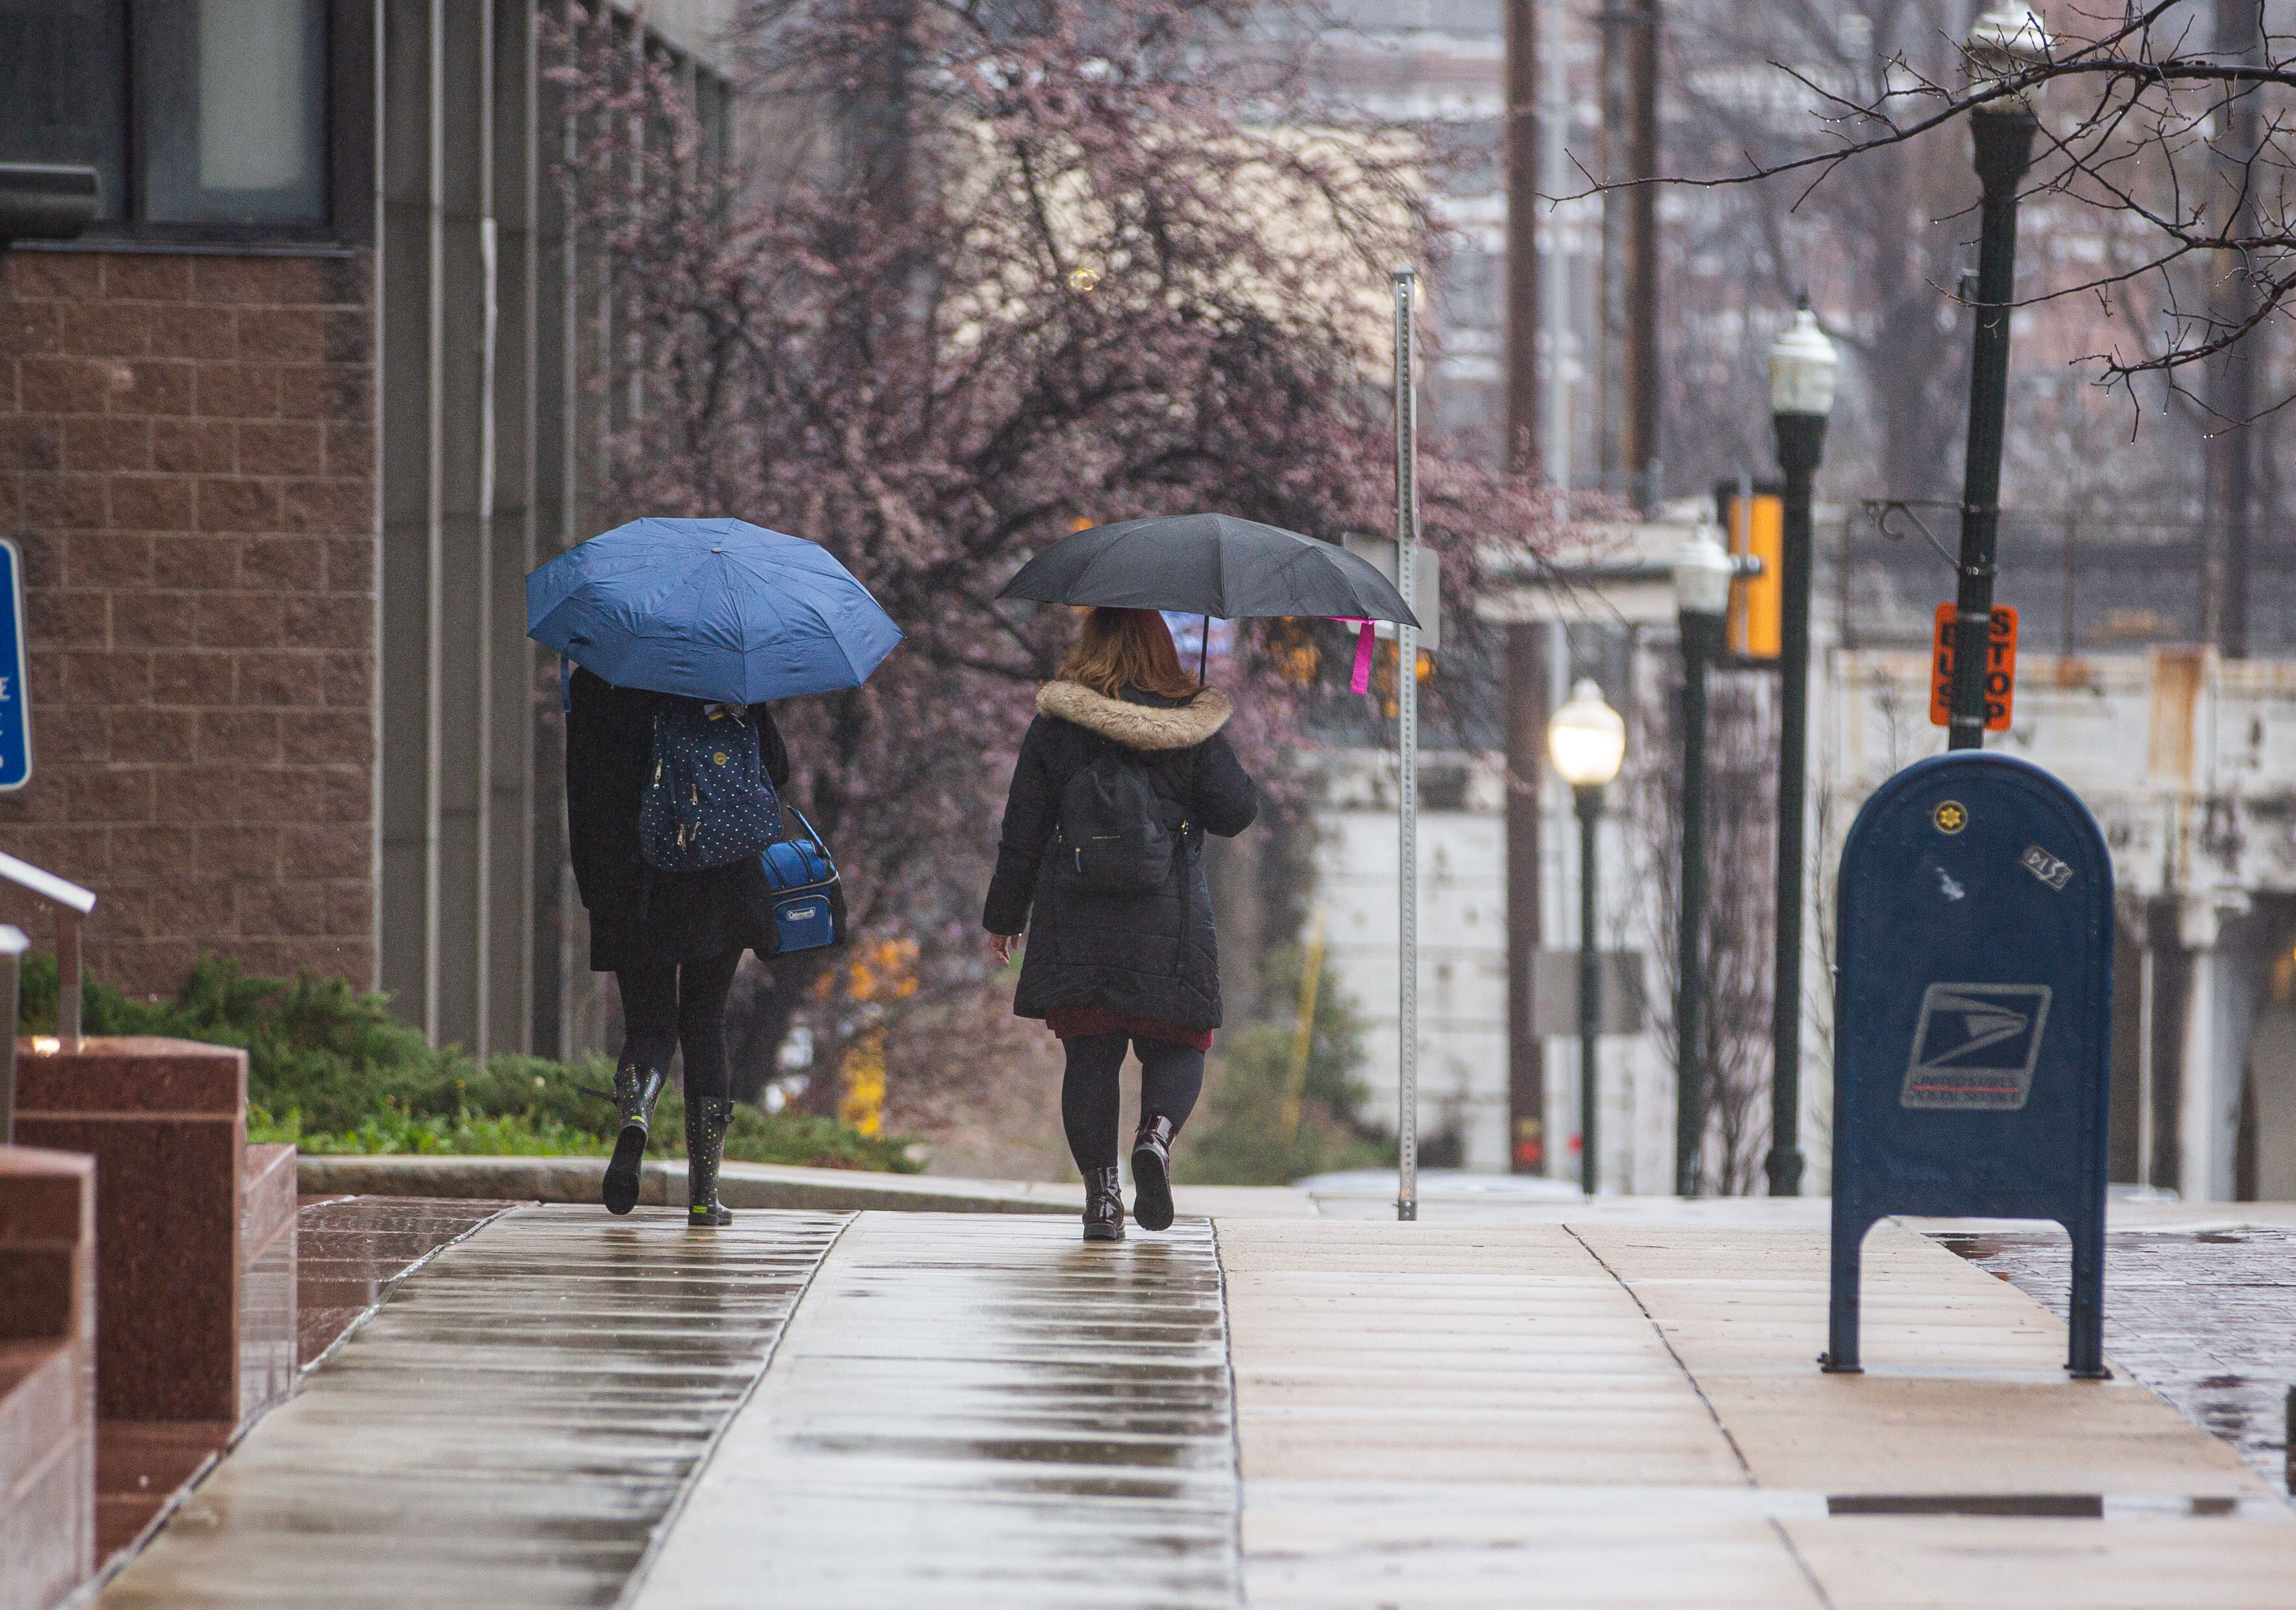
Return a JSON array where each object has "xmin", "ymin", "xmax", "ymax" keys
[
  {"xmin": 0, "ymin": 0, "xmax": 349, "ymax": 242},
  {"xmin": 141, "ymin": 0, "xmax": 329, "ymax": 225}
]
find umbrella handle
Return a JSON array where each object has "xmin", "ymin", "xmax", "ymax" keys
[
  {"xmin": 560, "ymin": 655, "xmax": 573, "ymax": 715},
  {"xmin": 1198, "ymin": 616, "xmax": 1209, "ymax": 684}
]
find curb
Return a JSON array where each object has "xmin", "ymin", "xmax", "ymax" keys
[{"xmin": 296, "ymin": 1153, "xmax": 1077, "ymax": 1215}]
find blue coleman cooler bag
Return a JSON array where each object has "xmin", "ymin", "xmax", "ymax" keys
[{"xmin": 757, "ymin": 807, "xmax": 844, "ymax": 953}]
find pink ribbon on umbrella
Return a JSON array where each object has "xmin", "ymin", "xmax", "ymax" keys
[{"xmin": 1333, "ymin": 619, "xmax": 1378, "ymax": 694}]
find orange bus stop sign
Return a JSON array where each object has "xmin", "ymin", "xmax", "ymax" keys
[{"xmin": 1929, "ymin": 604, "xmax": 2017, "ymax": 731}]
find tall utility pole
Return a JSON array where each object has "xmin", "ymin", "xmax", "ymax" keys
[
  {"xmin": 1506, "ymin": 631, "xmax": 1548, "ymax": 1173},
  {"xmin": 1598, "ymin": 0, "xmax": 1660, "ymax": 508},
  {"xmin": 2205, "ymin": 0, "xmax": 2262, "ymax": 659},
  {"xmin": 1505, "ymin": 0, "xmax": 1542, "ymax": 480},
  {"xmin": 1503, "ymin": 0, "xmax": 1548, "ymax": 1175}
]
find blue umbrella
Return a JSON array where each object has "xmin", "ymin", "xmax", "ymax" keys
[{"xmin": 527, "ymin": 517, "xmax": 903, "ymax": 705}]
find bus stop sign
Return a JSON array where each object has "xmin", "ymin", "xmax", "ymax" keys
[{"xmin": 1825, "ymin": 751, "xmax": 2111, "ymax": 1378}]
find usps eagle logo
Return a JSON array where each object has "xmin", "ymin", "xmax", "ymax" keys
[{"xmin": 1900, "ymin": 983, "xmax": 2052, "ymax": 1111}]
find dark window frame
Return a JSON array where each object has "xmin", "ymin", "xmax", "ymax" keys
[{"xmin": 41, "ymin": 0, "xmax": 372, "ymax": 252}]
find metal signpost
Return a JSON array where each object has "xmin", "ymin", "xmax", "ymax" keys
[
  {"xmin": 1393, "ymin": 267, "xmax": 1421, "ymax": 1223},
  {"xmin": 1825, "ymin": 751, "xmax": 2113, "ymax": 1378}
]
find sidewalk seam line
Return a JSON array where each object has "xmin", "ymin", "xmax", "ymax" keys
[
  {"xmin": 1562, "ymin": 1223, "xmax": 1838, "ymax": 1610},
  {"xmin": 1208, "ymin": 1216, "xmax": 1247, "ymax": 1609},
  {"xmin": 612, "ymin": 1208, "xmax": 861, "ymax": 1610}
]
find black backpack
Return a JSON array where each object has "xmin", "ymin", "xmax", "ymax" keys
[
  {"xmin": 638, "ymin": 699, "xmax": 784, "ymax": 871},
  {"xmin": 1055, "ymin": 744, "xmax": 1180, "ymax": 894}
]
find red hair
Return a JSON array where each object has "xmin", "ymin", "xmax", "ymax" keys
[{"xmin": 1057, "ymin": 608, "xmax": 1200, "ymax": 700}]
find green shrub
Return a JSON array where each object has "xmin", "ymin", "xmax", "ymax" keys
[
  {"xmin": 1173, "ymin": 944, "xmax": 1389, "ymax": 1187},
  {"xmin": 24, "ymin": 952, "xmax": 920, "ymax": 1173}
]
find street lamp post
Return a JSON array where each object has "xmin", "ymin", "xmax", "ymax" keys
[
  {"xmin": 1949, "ymin": 4, "xmax": 2048, "ymax": 748},
  {"xmin": 1764, "ymin": 302, "xmax": 1837, "ymax": 1199},
  {"xmin": 1670, "ymin": 526, "xmax": 1733, "ymax": 1197},
  {"xmin": 1549, "ymin": 680, "xmax": 1625, "ymax": 1197}
]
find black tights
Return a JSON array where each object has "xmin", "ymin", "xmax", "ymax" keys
[
  {"xmin": 616, "ymin": 950, "xmax": 743, "ymax": 1104},
  {"xmin": 1060, "ymin": 1032, "xmax": 1205, "ymax": 1173}
]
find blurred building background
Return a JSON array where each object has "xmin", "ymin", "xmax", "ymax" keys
[{"xmin": 0, "ymin": 0, "xmax": 728, "ymax": 1059}]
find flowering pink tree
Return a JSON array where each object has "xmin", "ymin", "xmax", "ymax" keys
[{"xmin": 550, "ymin": 0, "xmax": 1558, "ymax": 1108}]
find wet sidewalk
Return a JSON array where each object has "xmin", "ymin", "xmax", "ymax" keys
[
  {"xmin": 95, "ymin": 1206, "xmax": 2296, "ymax": 1609},
  {"xmin": 98, "ymin": 1207, "xmax": 845, "ymax": 1608},
  {"xmin": 635, "ymin": 1214, "xmax": 1239, "ymax": 1609}
]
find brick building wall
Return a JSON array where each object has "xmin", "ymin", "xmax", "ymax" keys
[{"xmin": 0, "ymin": 251, "xmax": 376, "ymax": 998}]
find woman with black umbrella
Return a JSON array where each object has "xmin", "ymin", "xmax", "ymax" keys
[{"xmin": 984, "ymin": 608, "xmax": 1258, "ymax": 1240}]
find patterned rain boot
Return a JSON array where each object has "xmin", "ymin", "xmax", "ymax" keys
[
  {"xmin": 600, "ymin": 1062, "xmax": 666, "ymax": 1216},
  {"xmin": 1129, "ymin": 1115, "xmax": 1176, "ymax": 1232},
  {"xmin": 686, "ymin": 1096, "xmax": 735, "ymax": 1228},
  {"xmin": 1083, "ymin": 1165, "xmax": 1126, "ymax": 1242}
]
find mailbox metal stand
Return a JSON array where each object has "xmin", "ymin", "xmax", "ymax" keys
[{"xmin": 1825, "ymin": 751, "xmax": 2111, "ymax": 1379}]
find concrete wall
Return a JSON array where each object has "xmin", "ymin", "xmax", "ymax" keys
[
  {"xmin": 0, "ymin": 251, "xmax": 377, "ymax": 994},
  {"xmin": 376, "ymin": 0, "xmax": 565, "ymax": 1059}
]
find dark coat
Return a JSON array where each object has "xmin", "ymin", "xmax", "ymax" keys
[
  {"xmin": 983, "ymin": 681, "xmax": 1258, "ymax": 1030},
  {"xmin": 565, "ymin": 666, "xmax": 792, "ymax": 973}
]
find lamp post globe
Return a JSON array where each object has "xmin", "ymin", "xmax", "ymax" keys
[
  {"xmin": 1671, "ymin": 524, "xmax": 1735, "ymax": 618},
  {"xmin": 1966, "ymin": 3, "xmax": 2051, "ymax": 115},
  {"xmin": 1549, "ymin": 679, "xmax": 1622, "ymax": 1198},
  {"xmin": 1547, "ymin": 679, "xmax": 1625, "ymax": 790},
  {"xmin": 1767, "ymin": 304, "xmax": 1838, "ymax": 426}
]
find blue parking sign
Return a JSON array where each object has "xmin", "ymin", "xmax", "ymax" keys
[
  {"xmin": 1825, "ymin": 751, "xmax": 2113, "ymax": 1378},
  {"xmin": 0, "ymin": 541, "xmax": 29, "ymax": 790}
]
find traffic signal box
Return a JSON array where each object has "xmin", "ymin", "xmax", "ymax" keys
[
  {"xmin": 1928, "ymin": 604, "xmax": 2019, "ymax": 731},
  {"xmin": 1715, "ymin": 484, "xmax": 1785, "ymax": 659}
]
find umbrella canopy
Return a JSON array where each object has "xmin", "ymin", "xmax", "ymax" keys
[
  {"xmin": 998, "ymin": 513, "xmax": 1419, "ymax": 626},
  {"xmin": 527, "ymin": 517, "xmax": 903, "ymax": 705}
]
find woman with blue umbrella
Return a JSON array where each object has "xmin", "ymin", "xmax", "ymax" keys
[{"xmin": 530, "ymin": 517, "xmax": 901, "ymax": 1227}]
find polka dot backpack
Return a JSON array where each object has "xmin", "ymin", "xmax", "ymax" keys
[{"xmin": 637, "ymin": 697, "xmax": 785, "ymax": 872}]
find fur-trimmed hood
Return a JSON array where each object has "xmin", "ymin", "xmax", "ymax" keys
[{"xmin": 1037, "ymin": 681, "xmax": 1233, "ymax": 751}]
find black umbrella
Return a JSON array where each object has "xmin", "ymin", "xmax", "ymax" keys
[{"xmin": 999, "ymin": 513, "xmax": 1419, "ymax": 627}]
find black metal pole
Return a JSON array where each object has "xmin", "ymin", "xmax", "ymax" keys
[
  {"xmin": 1577, "ymin": 783, "xmax": 1603, "ymax": 1197},
  {"xmin": 1766, "ymin": 415, "xmax": 1825, "ymax": 1197},
  {"xmin": 1675, "ymin": 611, "xmax": 1719, "ymax": 1196},
  {"xmin": 1947, "ymin": 109, "xmax": 2038, "ymax": 749}
]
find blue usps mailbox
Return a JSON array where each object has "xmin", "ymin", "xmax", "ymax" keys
[
  {"xmin": 0, "ymin": 540, "xmax": 29, "ymax": 790},
  {"xmin": 1825, "ymin": 751, "xmax": 2111, "ymax": 1378}
]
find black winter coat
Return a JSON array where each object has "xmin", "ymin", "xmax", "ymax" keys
[
  {"xmin": 565, "ymin": 666, "xmax": 792, "ymax": 972},
  {"xmin": 983, "ymin": 681, "xmax": 1258, "ymax": 1030}
]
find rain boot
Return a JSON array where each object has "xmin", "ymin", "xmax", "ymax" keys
[
  {"xmin": 601, "ymin": 1062, "xmax": 665, "ymax": 1216},
  {"xmin": 1083, "ymin": 1165, "xmax": 1126, "ymax": 1241},
  {"xmin": 686, "ymin": 1095, "xmax": 734, "ymax": 1227},
  {"xmin": 1129, "ymin": 1115, "xmax": 1176, "ymax": 1232}
]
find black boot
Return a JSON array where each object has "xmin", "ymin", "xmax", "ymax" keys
[
  {"xmin": 1083, "ymin": 1165, "xmax": 1125, "ymax": 1242},
  {"xmin": 686, "ymin": 1096, "xmax": 734, "ymax": 1227},
  {"xmin": 601, "ymin": 1063, "xmax": 665, "ymax": 1216},
  {"xmin": 1130, "ymin": 1115, "xmax": 1176, "ymax": 1232}
]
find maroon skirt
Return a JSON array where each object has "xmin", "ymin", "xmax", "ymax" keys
[{"xmin": 1044, "ymin": 1006, "xmax": 1213, "ymax": 1052}]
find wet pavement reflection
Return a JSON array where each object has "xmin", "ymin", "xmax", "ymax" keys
[
  {"xmin": 293, "ymin": 1195, "xmax": 517, "ymax": 1366},
  {"xmin": 634, "ymin": 1214, "xmax": 1240, "ymax": 1610},
  {"xmin": 99, "ymin": 1205, "xmax": 849, "ymax": 1609},
  {"xmin": 1939, "ymin": 1227, "xmax": 2296, "ymax": 1492}
]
